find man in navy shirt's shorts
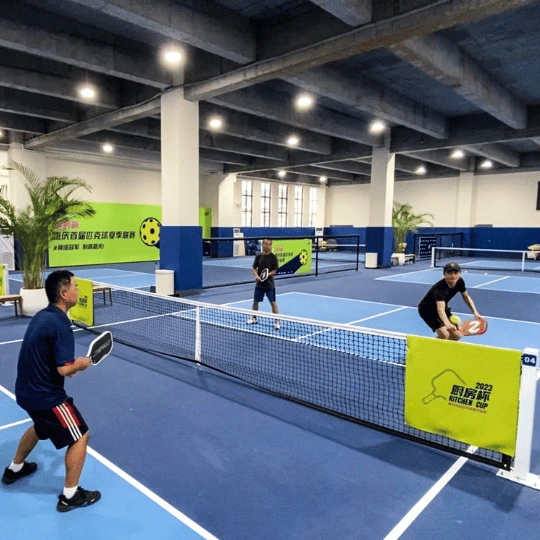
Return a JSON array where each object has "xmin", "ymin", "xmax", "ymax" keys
[{"xmin": 2, "ymin": 270, "xmax": 101, "ymax": 512}]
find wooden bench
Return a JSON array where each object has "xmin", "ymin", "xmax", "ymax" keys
[
  {"xmin": 0, "ymin": 294, "xmax": 23, "ymax": 316},
  {"xmin": 93, "ymin": 285, "xmax": 112, "ymax": 305},
  {"xmin": 404, "ymin": 254, "xmax": 416, "ymax": 264}
]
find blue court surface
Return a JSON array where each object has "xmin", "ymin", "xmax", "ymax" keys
[
  {"xmin": 0, "ymin": 389, "xmax": 214, "ymax": 540},
  {"xmin": 226, "ymin": 292, "xmax": 540, "ymax": 351},
  {"xmin": 376, "ymin": 268, "xmax": 540, "ymax": 295},
  {"xmin": 1, "ymin": 286, "xmax": 540, "ymax": 538}
]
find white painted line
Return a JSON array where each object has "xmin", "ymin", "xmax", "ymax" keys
[
  {"xmin": 0, "ymin": 384, "xmax": 16, "ymax": 399},
  {"xmin": 223, "ymin": 291, "xmax": 295, "ymax": 306},
  {"xmin": 376, "ymin": 269, "xmax": 437, "ymax": 281},
  {"xmin": 347, "ymin": 306, "xmax": 409, "ymax": 325},
  {"xmin": 0, "ymin": 383, "xmax": 217, "ymax": 540},
  {"xmin": 384, "ymin": 446, "xmax": 477, "ymax": 540},
  {"xmin": 0, "ymin": 338, "xmax": 25, "ymax": 346},
  {"xmin": 0, "ymin": 418, "xmax": 32, "ymax": 431},
  {"xmin": 87, "ymin": 447, "xmax": 218, "ymax": 540},
  {"xmin": 473, "ymin": 276, "xmax": 510, "ymax": 288}
]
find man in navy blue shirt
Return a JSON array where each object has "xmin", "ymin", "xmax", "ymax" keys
[{"xmin": 2, "ymin": 270, "xmax": 101, "ymax": 512}]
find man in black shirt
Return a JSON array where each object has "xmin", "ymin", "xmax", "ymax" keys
[
  {"xmin": 247, "ymin": 238, "xmax": 280, "ymax": 329},
  {"xmin": 418, "ymin": 262, "xmax": 481, "ymax": 340}
]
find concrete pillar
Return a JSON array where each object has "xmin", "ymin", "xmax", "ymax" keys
[
  {"xmin": 159, "ymin": 87, "xmax": 201, "ymax": 292},
  {"xmin": 455, "ymin": 170, "xmax": 477, "ymax": 227},
  {"xmin": 366, "ymin": 142, "xmax": 395, "ymax": 267}
]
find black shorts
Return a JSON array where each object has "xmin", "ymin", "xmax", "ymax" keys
[
  {"xmin": 26, "ymin": 397, "xmax": 89, "ymax": 449},
  {"xmin": 418, "ymin": 308, "xmax": 452, "ymax": 332}
]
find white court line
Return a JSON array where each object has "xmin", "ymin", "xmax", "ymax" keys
[
  {"xmin": 376, "ymin": 268, "xmax": 437, "ymax": 281},
  {"xmin": 0, "ymin": 418, "xmax": 32, "ymax": 431},
  {"xmin": 384, "ymin": 446, "xmax": 477, "ymax": 540},
  {"xmin": 473, "ymin": 276, "xmax": 510, "ymax": 288},
  {"xmin": 223, "ymin": 292, "xmax": 295, "ymax": 307},
  {"xmin": 0, "ymin": 382, "xmax": 217, "ymax": 540},
  {"xmin": 347, "ymin": 307, "xmax": 409, "ymax": 325}
]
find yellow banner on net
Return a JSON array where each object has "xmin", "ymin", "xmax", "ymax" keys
[
  {"xmin": 405, "ymin": 336, "xmax": 521, "ymax": 456},
  {"xmin": 0, "ymin": 264, "xmax": 5, "ymax": 296},
  {"xmin": 70, "ymin": 277, "xmax": 94, "ymax": 326}
]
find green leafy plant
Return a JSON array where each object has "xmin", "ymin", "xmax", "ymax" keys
[
  {"xmin": 0, "ymin": 160, "xmax": 95, "ymax": 289},
  {"xmin": 392, "ymin": 203, "xmax": 433, "ymax": 253}
]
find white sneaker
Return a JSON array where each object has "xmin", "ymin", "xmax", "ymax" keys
[
  {"xmin": 274, "ymin": 320, "xmax": 280, "ymax": 330},
  {"xmin": 247, "ymin": 317, "xmax": 258, "ymax": 325}
]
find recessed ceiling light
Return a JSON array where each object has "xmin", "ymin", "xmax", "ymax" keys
[
  {"xmin": 451, "ymin": 149, "xmax": 465, "ymax": 159},
  {"xmin": 278, "ymin": 170, "xmax": 286, "ymax": 178},
  {"xmin": 295, "ymin": 94, "xmax": 314, "ymax": 110},
  {"xmin": 164, "ymin": 50, "xmax": 182, "ymax": 64},
  {"xmin": 79, "ymin": 84, "xmax": 96, "ymax": 100},
  {"xmin": 319, "ymin": 176, "xmax": 327, "ymax": 182},
  {"xmin": 480, "ymin": 159, "xmax": 493, "ymax": 169},
  {"xmin": 102, "ymin": 143, "xmax": 114, "ymax": 153},
  {"xmin": 208, "ymin": 117, "xmax": 223, "ymax": 130},
  {"xmin": 0, "ymin": 129, "xmax": 4, "ymax": 137},
  {"xmin": 287, "ymin": 136, "xmax": 299, "ymax": 147},
  {"xmin": 415, "ymin": 165, "xmax": 427, "ymax": 175},
  {"xmin": 369, "ymin": 120, "xmax": 386, "ymax": 134}
]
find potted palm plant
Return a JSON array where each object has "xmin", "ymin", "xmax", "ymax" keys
[
  {"xmin": 0, "ymin": 159, "xmax": 95, "ymax": 315},
  {"xmin": 392, "ymin": 202, "xmax": 433, "ymax": 254}
]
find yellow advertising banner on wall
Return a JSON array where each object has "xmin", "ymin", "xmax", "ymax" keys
[
  {"xmin": 70, "ymin": 277, "xmax": 94, "ymax": 326},
  {"xmin": 405, "ymin": 336, "xmax": 521, "ymax": 456},
  {"xmin": 49, "ymin": 203, "xmax": 162, "ymax": 267},
  {"xmin": 273, "ymin": 239, "xmax": 312, "ymax": 275}
]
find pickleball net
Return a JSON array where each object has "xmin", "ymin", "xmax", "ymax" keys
[{"xmin": 86, "ymin": 285, "xmax": 531, "ymax": 472}]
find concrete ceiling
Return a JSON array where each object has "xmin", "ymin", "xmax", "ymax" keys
[{"xmin": 1, "ymin": 0, "xmax": 540, "ymax": 186}]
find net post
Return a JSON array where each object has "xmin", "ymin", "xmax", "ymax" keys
[
  {"xmin": 195, "ymin": 306, "xmax": 202, "ymax": 363},
  {"xmin": 497, "ymin": 348, "xmax": 540, "ymax": 489},
  {"xmin": 430, "ymin": 246, "xmax": 435, "ymax": 268},
  {"xmin": 521, "ymin": 251, "xmax": 526, "ymax": 272}
]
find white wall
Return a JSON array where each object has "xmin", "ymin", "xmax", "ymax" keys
[
  {"xmin": 45, "ymin": 157, "xmax": 161, "ymax": 205},
  {"xmin": 325, "ymin": 171, "xmax": 540, "ymax": 227},
  {"xmin": 325, "ymin": 183, "xmax": 371, "ymax": 226},
  {"xmin": 475, "ymin": 171, "xmax": 540, "ymax": 226}
]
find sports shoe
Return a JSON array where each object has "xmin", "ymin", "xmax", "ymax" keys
[
  {"xmin": 2, "ymin": 462, "xmax": 38, "ymax": 484},
  {"xmin": 274, "ymin": 320, "xmax": 280, "ymax": 330},
  {"xmin": 247, "ymin": 316, "xmax": 258, "ymax": 325},
  {"xmin": 57, "ymin": 486, "xmax": 101, "ymax": 513}
]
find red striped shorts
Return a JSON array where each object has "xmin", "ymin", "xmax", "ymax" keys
[{"xmin": 27, "ymin": 397, "xmax": 89, "ymax": 449}]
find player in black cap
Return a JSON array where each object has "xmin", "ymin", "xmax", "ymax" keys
[{"xmin": 418, "ymin": 261, "xmax": 482, "ymax": 340}]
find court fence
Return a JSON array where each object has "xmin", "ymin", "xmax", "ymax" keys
[{"xmin": 202, "ymin": 234, "xmax": 364, "ymax": 288}]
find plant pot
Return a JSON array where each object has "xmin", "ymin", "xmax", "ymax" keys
[{"xmin": 20, "ymin": 288, "xmax": 48, "ymax": 317}]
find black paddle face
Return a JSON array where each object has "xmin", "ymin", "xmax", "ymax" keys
[{"xmin": 89, "ymin": 331, "xmax": 113, "ymax": 365}]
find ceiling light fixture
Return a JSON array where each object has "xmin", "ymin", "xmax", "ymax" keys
[
  {"xmin": 415, "ymin": 165, "xmax": 427, "ymax": 175},
  {"xmin": 79, "ymin": 84, "xmax": 96, "ymax": 100},
  {"xmin": 102, "ymin": 143, "xmax": 114, "ymax": 153},
  {"xmin": 164, "ymin": 50, "xmax": 182, "ymax": 64},
  {"xmin": 451, "ymin": 149, "xmax": 465, "ymax": 159},
  {"xmin": 319, "ymin": 176, "xmax": 327, "ymax": 183},
  {"xmin": 278, "ymin": 170, "xmax": 286, "ymax": 178},
  {"xmin": 295, "ymin": 94, "xmax": 314, "ymax": 110},
  {"xmin": 287, "ymin": 136, "xmax": 299, "ymax": 147},
  {"xmin": 480, "ymin": 159, "xmax": 493, "ymax": 169},
  {"xmin": 369, "ymin": 120, "xmax": 386, "ymax": 134},
  {"xmin": 208, "ymin": 117, "xmax": 223, "ymax": 130}
]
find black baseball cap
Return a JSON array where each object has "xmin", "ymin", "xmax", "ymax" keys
[{"xmin": 443, "ymin": 262, "xmax": 461, "ymax": 272}]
